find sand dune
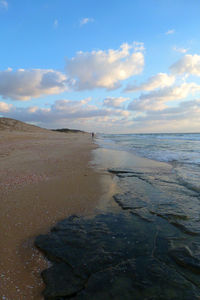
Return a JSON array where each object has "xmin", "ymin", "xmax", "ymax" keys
[{"xmin": 0, "ymin": 118, "xmax": 49, "ymax": 132}]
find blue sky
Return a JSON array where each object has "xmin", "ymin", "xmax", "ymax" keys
[{"xmin": 0, "ymin": 0, "xmax": 200, "ymax": 132}]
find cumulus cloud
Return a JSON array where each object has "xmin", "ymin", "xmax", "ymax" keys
[
  {"xmin": 66, "ymin": 43, "xmax": 144, "ymax": 90},
  {"xmin": 80, "ymin": 18, "xmax": 94, "ymax": 26},
  {"xmin": 125, "ymin": 73, "xmax": 175, "ymax": 92},
  {"xmin": 165, "ymin": 29, "xmax": 175, "ymax": 35},
  {"xmin": 170, "ymin": 54, "xmax": 200, "ymax": 76},
  {"xmin": 128, "ymin": 82, "xmax": 200, "ymax": 111},
  {"xmin": 0, "ymin": 68, "xmax": 69, "ymax": 100},
  {"xmin": 0, "ymin": 98, "xmax": 115, "ymax": 123},
  {"xmin": 1, "ymin": 96, "xmax": 199, "ymax": 133},
  {"xmin": 0, "ymin": 101, "xmax": 12, "ymax": 112},
  {"xmin": 50, "ymin": 98, "xmax": 107, "ymax": 119},
  {"xmin": 0, "ymin": 44, "xmax": 144, "ymax": 100},
  {"xmin": 103, "ymin": 97, "xmax": 129, "ymax": 108},
  {"xmin": 134, "ymin": 99, "xmax": 200, "ymax": 122},
  {"xmin": 127, "ymin": 98, "xmax": 200, "ymax": 133}
]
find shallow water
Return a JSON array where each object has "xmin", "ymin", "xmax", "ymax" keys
[
  {"xmin": 92, "ymin": 146, "xmax": 200, "ymax": 232},
  {"xmin": 36, "ymin": 138, "xmax": 200, "ymax": 299},
  {"xmin": 98, "ymin": 133, "xmax": 200, "ymax": 193},
  {"xmin": 91, "ymin": 146, "xmax": 200, "ymax": 298}
]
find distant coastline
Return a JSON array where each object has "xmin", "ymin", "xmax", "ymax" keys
[{"xmin": 52, "ymin": 128, "xmax": 85, "ymax": 134}]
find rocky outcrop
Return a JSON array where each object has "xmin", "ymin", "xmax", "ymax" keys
[{"xmin": 35, "ymin": 214, "xmax": 200, "ymax": 299}]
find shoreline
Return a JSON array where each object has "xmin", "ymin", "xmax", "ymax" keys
[
  {"xmin": 36, "ymin": 145, "xmax": 200, "ymax": 299},
  {"xmin": 2, "ymin": 129, "xmax": 199, "ymax": 299},
  {"xmin": 0, "ymin": 130, "xmax": 106, "ymax": 299}
]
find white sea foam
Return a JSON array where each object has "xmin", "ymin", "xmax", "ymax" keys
[{"xmin": 97, "ymin": 133, "xmax": 200, "ymax": 192}]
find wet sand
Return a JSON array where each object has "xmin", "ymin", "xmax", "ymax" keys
[{"xmin": 0, "ymin": 129, "xmax": 104, "ymax": 299}]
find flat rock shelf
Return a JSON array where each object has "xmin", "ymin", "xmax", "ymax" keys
[{"xmin": 35, "ymin": 211, "xmax": 200, "ymax": 300}]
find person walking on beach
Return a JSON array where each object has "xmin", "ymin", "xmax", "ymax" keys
[{"xmin": 92, "ymin": 132, "xmax": 94, "ymax": 139}]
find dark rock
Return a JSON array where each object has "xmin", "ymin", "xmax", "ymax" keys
[
  {"xmin": 113, "ymin": 193, "xmax": 147, "ymax": 210},
  {"xmin": 35, "ymin": 213, "xmax": 200, "ymax": 299},
  {"xmin": 169, "ymin": 246, "xmax": 200, "ymax": 274},
  {"xmin": 42, "ymin": 262, "xmax": 86, "ymax": 299},
  {"xmin": 150, "ymin": 211, "xmax": 189, "ymax": 221},
  {"xmin": 131, "ymin": 208, "xmax": 155, "ymax": 222},
  {"xmin": 108, "ymin": 168, "xmax": 143, "ymax": 175},
  {"xmin": 169, "ymin": 221, "xmax": 200, "ymax": 236}
]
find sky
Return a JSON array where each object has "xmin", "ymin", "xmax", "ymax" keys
[{"xmin": 0, "ymin": 0, "xmax": 200, "ymax": 133}]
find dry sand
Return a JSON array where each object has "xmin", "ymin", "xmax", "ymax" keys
[{"xmin": 0, "ymin": 123, "xmax": 104, "ymax": 299}]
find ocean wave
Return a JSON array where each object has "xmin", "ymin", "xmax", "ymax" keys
[{"xmin": 98, "ymin": 133, "xmax": 200, "ymax": 166}]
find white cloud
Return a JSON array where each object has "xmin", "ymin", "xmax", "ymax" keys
[
  {"xmin": 128, "ymin": 82, "xmax": 200, "ymax": 112},
  {"xmin": 66, "ymin": 43, "xmax": 144, "ymax": 90},
  {"xmin": 0, "ymin": 44, "xmax": 144, "ymax": 100},
  {"xmin": 0, "ymin": 68, "xmax": 69, "ymax": 100},
  {"xmin": 173, "ymin": 46, "xmax": 188, "ymax": 54},
  {"xmin": 133, "ymin": 99, "xmax": 200, "ymax": 122},
  {"xmin": 0, "ymin": 0, "xmax": 8, "ymax": 9},
  {"xmin": 80, "ymin": 18, "xmax": 94, "ymax": 26},
  {"xmin": 0, "ymin": 97, "xmax": 131, "ymax": 132},
  {"xmin": 103, "ymin": 97, "xmax": 129, "ymax": 108},
  {"xmin": 170, "ymin": 54, "xmax": 200, "ymax": 76},
  {"xmin": 127, "ymin": 99, "xmax": 200, "ymax": 133},
  {"xmin": 1, "ymin": 96, "xmax": 200, "ymax": 133},
  {"xmin": 166, "ymin": 29, "xmax": 175, "ymax": 35},
  {"xmin": 0, "ymin": 98, "xmax": 110, "ymax": 123},
  {"xmin": 0, "ymin": 101, "xmax": 12, "ymax": 112},
  {"xmin": 125, "ymin": 73, "xmax": 175, "ymax": 92}
]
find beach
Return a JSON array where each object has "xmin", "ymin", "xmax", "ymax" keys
[
  {"xmin": 1, "ymin": 125, "xmax": 200, "ymax": 299},
  {"xmin": 0, "ymin": 127, "xmax": 104, "ymax": 299}
]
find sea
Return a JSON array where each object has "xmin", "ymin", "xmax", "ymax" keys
[
  {"xmin": 97, "ymin": 132, "xmax": 200, "ymax": 193},
  {"xmin": 91, "ymin": 132, "xmax": 200, "ymax": 298}
]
